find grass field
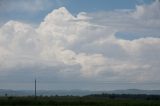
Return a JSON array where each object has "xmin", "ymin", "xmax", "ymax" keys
[{"xmin": 0, "ymin": 95, "xmax": 160, "ymax": 106}]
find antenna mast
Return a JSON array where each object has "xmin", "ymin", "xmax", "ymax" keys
[{"xmin": 35, "ymin": 78, "xmax": 37, "ymax": 98}]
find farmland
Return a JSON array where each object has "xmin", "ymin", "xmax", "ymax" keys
[{"xmin": 0, "ymin": 94, "xmax": 160, "ymax": 106}]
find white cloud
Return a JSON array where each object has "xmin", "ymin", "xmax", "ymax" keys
[
  {"xmin": 0, "ymin": 1, "xmax": 160, "ymax": 89},
  {"xmin": 88, "ymin": 1, "xmax": 160, "ymax": 38},
  {"xmin": 133, "ymin": 0, "xmax": 160, "ymax": 20}
]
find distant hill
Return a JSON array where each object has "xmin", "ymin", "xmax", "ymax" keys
[
  {"xmin": 0, "ymin": 89, "xmax": 96, "ymax": 96},
  {"xmin": 0, "ymin": 89, "xmax": 160, "ymax": 96},
  {"xmin": 107, "ymin": 89, "xmax": 160, "ymax": 95}
]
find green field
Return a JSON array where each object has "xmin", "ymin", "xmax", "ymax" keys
[{"xmin": 0, "ymin": 95, "xmax": 160, "ymax": 106}]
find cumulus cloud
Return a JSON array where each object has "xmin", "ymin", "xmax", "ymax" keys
[{"xmin": 0, "ymin": 1, "xmax": 160, "ymax": 90}]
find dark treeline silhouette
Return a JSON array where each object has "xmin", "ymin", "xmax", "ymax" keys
[{"xmin": 85, "ymin": 93, "xmax": 160, "ymax": 100}]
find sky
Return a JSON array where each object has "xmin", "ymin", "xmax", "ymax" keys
[
  {"xmin": 0, "ymin": 0, "xmax": 153, "ymax": 25},
  {"xmin": 0, "ymin": 0, "xmax": 160, "ymax": 90}
]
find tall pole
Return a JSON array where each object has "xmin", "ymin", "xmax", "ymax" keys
[{"xmin": 35, "ymin": 78, "xmax": 37, "ymax": 98}]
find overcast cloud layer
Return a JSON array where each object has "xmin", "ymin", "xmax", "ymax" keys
[{"xmin": 0, "ymin": 1, "xmax": 160, "ymax": 90}]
